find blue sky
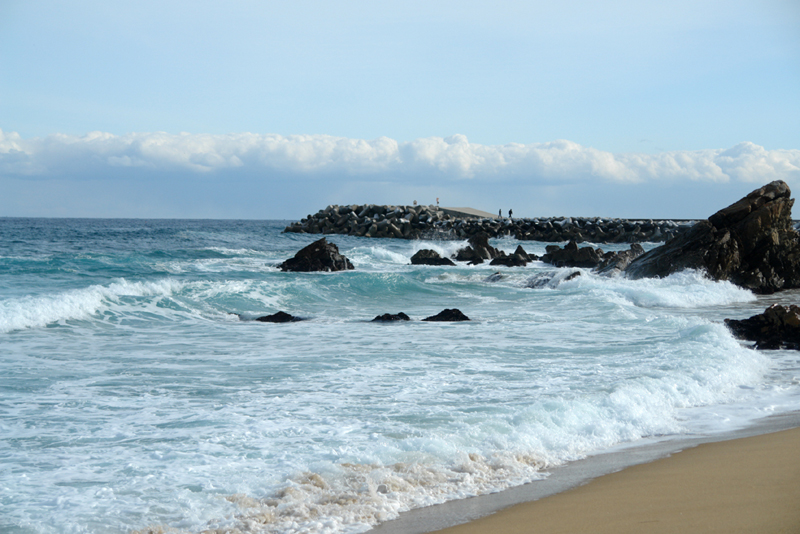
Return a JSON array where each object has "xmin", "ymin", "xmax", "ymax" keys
[{"xmin": 1, "ymin": 0, "xmax": 799, "ymax": 219}]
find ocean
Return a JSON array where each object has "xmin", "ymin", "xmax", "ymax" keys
[{"xmin": 2, "ymin": 217, "xmax": 799, "ymax": 534}]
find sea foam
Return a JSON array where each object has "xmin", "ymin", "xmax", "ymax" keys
[{"xmin": 0, "ymin": 278, "xmax": 182, "ymax": 333}]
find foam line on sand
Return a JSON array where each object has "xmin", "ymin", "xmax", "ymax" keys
[{"xmin": 372, "ymin": 412, "xmax": 800, "ymax": 534}]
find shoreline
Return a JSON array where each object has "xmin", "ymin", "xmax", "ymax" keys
[{"xmin": 371, "ymin": 410, "xmax": 800, "ymax": 534}]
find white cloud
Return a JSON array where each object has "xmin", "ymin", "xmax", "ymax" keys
[{"xmin": 1, "ymin": 129, "xmax": 799, "ymax": 186}]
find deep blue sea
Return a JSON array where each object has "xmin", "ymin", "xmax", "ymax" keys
[{"xmin": 2, "ymin": 218, "xmax": 800, "ymax": 534}]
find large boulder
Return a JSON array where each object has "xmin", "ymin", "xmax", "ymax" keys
[
  {"xmin": 410, "ymin": 249, "xmax": 456, "ymax": 266},
  {"xmin": 255, "ymin": 311, "xmax": 302, "ymax": 323},
  {"xmin": 624, "ymin": 181, "xmax": 800, "ymax": 293},
  {"xmin": 725, "ymin": 304, "xmax": 800, "ymax": 350},
  {"xmin": 279, "ymin": 238, "xmax": 355, "ymax": 272},
  {"xmin": 422, "ymin": 309, "xmax": 470, "ymax": 321}
]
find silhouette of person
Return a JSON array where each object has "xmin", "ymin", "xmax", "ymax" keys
[
  {"xmin": 499, "ymin": 209, "xmax": 502, "ymax": 218},
  {"xmin": 509, "ymin": 209, "xmax": 513, "ymax": 219}
]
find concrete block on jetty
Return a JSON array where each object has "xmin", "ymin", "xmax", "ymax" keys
[{"xmin": 283, "ymin": 204, "xmax": 695, "ymax": 244}]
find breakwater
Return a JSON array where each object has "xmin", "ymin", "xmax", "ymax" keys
[{"xmin": 283, "ymin": 204, "xmax": 695, "ymax": 243}]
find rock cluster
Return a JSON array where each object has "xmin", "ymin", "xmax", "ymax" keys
[
  {"xmin": 725, "ymin": 304, "xmax": 800, "ymax": 350},
  {"xmin": 284, "ymin": 204, "xmax": 691, "ymax": 243},
  {"xmin": 540, "ymin": 241, "xmax": 645, "ymax": 272},
  {"xmin": 250, "ymin": 309, "xmax": 470, "ymax": 323},
  {"xmin": 624, "ymin": 181, "xmax": 800, "ymax": 294},
  {"xmin": 490, "ymin": 246, "xmax": 533, "ymax": 267},
  {"xmin": 454, "ymin": 233, "xmax": 504, "ymax": 264},
  {"xmin": 278, "ymin": 238, "xmax": 354, "ymax": 272}
]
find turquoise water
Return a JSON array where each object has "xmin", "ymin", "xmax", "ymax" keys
[{"xmin": 2, "ymin": 218, "xmax": 799, "ymax": 534}]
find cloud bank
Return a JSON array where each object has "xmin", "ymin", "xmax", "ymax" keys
[{"xmin": 2, "ymin": 129, "xmax": 798, "ymax": 185}]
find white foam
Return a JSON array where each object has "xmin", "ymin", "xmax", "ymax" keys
[
  {"xmin": 556, "ymin": 269, "xmax": 757, "ymax": 308},
  {"xmin": 0, "ymin": 278, "xmax": 182, "ymax": 333}
]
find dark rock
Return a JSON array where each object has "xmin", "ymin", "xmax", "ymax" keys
[
  {"xmin": 454, "ymin": 232, "xmax": 502, "ymax": 262},
  {"xmin": 564, "ymin": 271, "xmax": 582, "ymax": 282},
  {"xmin": 513, "ymin": 245, "xmax": 536, "ymax": 261},
  {"xmin": 255, "ymin": 311, "xmax": 302, "ymax": 323},
  {"xmin": 489, "ymin": 245, "xmax": 538, "ymax": 267},
  {"xmin": 279, "ymin": 238, "xmax": 355, "ymax": 272},
  {"xmin": 372, "ymin": 312, "xmax": 411, "ymax": 322},
  {"xmin": 422, "ymin": 309, "xmax": 471, "ymax": 321},
  {"xmin": 595, "ymin": 244, "xmax": 646, "ymax": 276},
  {"xmin": 725, "ymin": 304, "xmax": 800, "ymax": 349},
  {"xmin": 624, "ymin": 181, "xmax": 800, "ymax": 293},
  {"xmin": 541, "ymin": 240, "xmax": 605, "ymax": 268},
  {"xmin": 490, "ymin": 254, "xmax": 527, "ymax": 267},
  {"xmin": 410, "ymin": 249, "xmax": 456, "ymax": 266}
]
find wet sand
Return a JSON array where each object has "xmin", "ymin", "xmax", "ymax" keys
[{"xmin": 430, "ymin": 426, "xmax": 800, "ymax": 534}]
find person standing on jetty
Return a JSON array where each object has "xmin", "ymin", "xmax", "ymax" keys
[
  {"xmin": 509, "ymin": 209, "xmax": 513, "ymax": 219},
  {"xmin": 498, "ymin": 209, "xmax": 502, "ymax": 218}
]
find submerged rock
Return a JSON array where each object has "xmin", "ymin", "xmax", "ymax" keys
[
  {"xmin": 625, "ymin": 181, "xmax": 800, "ymax": 293},
  {"xmin": 422, "ymin": 309, "xmax": 470, "ymax": 322},
  {"xmin": 279, "ymin": 238, "xmax": 355, "ymax": 272},
  {"xmin": 526, "ymin": 270, "xmax": 582, "ymax": 289},
  {"xmin": 725, "ymin": 304, "xmax": 800, "ymax": 350},
  {"xmin": 410, "ymin": 249, "xmax": 456, "ymax": 266},
  {"xmin": 484, "ymin": 271, "xmax": 504, "ymax": 283},
  {"xmin": 255, "ymin": 311, "xmax": 302, "ymax": 323},
  {"xmin": 372, "ymin": 312, "xmax": 411, "ymax": 322}
]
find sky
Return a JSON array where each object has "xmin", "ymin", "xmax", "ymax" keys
[{"xmin": 1, "ymin": 0, "xmax": 799, "ymax": 219}]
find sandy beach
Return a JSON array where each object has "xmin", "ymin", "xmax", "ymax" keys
[{"xmin": 428, "ymin": 426, "xmax": 800, "ymax": 534}]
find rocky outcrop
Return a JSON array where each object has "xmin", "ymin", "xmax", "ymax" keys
[
  {"xmin": 410, "ymin": 249, "xmax": 456, "ymax": 266},
  {"xmin": 284, "ymin": 204, "xmax": 692, "ymax": 243},
  {"xmin": 454, "ymin": 233, "xmax": 502, "ymax": 264},
  {"xmin": 422, "ymin": 309, "xmax": 470, "ymax": 321},
  {"xmin": 624, "ymin": 181, "xmax": 800, "ymax": 293},
  {"xmin": 725, "ymin": 304, "xmax": 800, "ymax": 349},
  {"xmin": 541, "ymin": 241, "xmax": 604, "ymax": 268},
  {"xmin": 595, "ymin": 244, "xmax": 646, "ymax": 276},
  {"xmin": 255, "ymin": 311, "xmax": 302, "ymax": 323},
  {"xmin": 279, "ymin": 238, "xmax": 355, "ymax": 272},
  {"xmin": 490, "ymin": 245, "xmax": 535, "ymax": 267}
]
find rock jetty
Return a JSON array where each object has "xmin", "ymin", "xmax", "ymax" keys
[
  {"xmin": 624, "ymin": 180, "xmax": 800, "ymax": 294},
  {"xmin": 284, "ymin": 204, "xmax": 692, "ymax": 243}
]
